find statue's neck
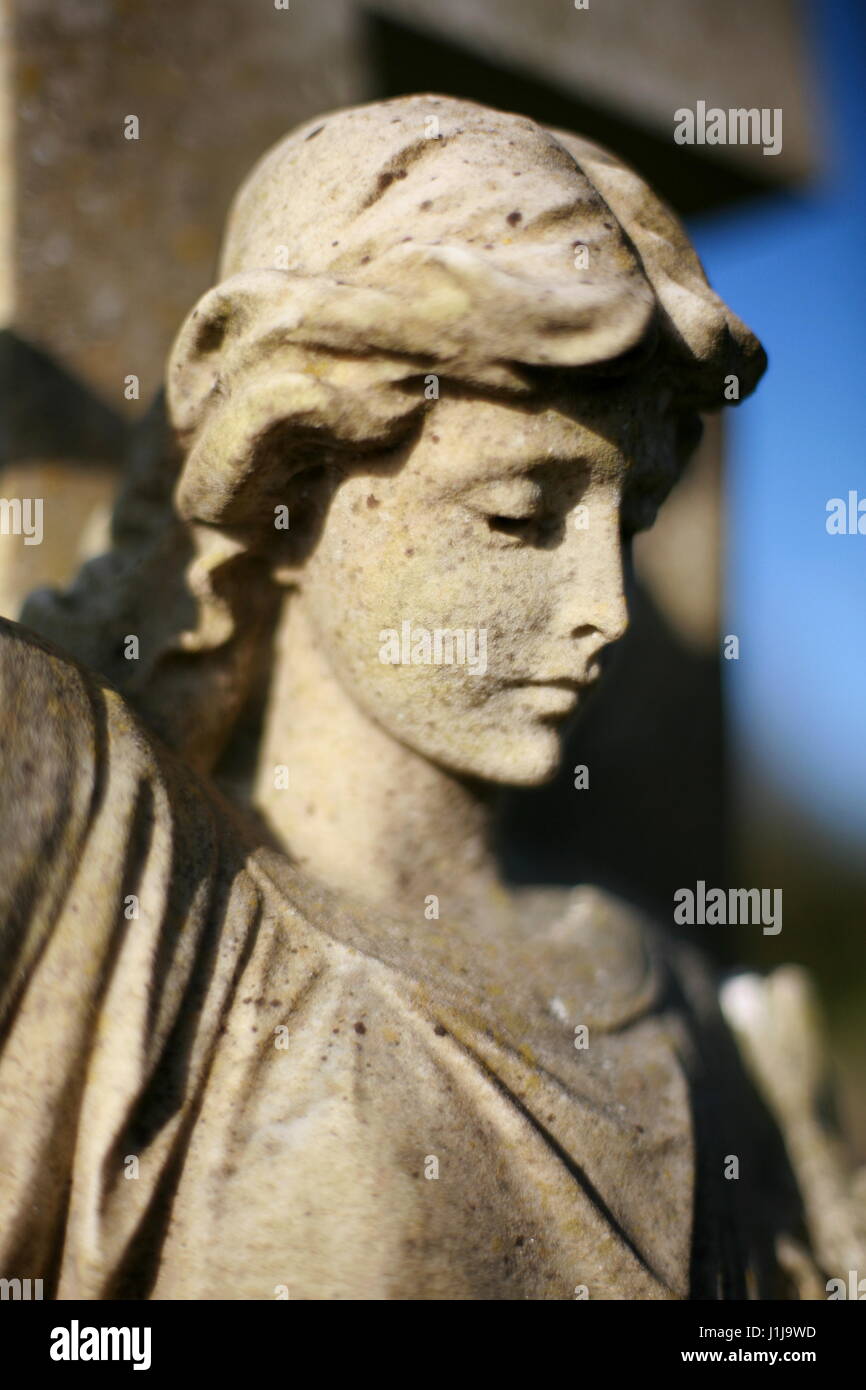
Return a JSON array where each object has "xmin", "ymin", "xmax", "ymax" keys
[{"xmin": 252, "ymin": 595, "xmax": 505, "ymax": 922}]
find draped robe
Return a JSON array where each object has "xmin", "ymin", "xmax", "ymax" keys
[{"xmin": 0, "ymin": 619, "xmax": 812, "ymax": 1299}]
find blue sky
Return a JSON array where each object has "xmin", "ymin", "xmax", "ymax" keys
[{"xmin": 687, "ymin": 0, "xmax": 866, "ymax": 854}]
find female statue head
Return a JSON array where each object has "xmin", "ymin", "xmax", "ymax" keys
[{"xmin": 24, "ymin": 95, "xmax": 765, "ymax": 798}]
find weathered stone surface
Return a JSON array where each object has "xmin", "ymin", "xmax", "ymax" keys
[{"xmin": 0, "ymin": 95, "xmax": 855, "ymax": 1300}]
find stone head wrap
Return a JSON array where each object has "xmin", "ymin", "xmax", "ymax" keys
[{"xmin": 168, "ymin": 94, "xmax": 765, "ymax": 526}]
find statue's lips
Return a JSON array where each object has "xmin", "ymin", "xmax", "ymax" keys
[{"xmin": 508, "ymin": 677, "xmax": 598, "ymax": 717}]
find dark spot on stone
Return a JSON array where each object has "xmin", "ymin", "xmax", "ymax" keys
[
  {"xmin": 332, "ymin": 1028, "xmax": 340, "ymax": 1034},
  {"xmin": 411, "ymin": 1172, "xmax": 419, "ymax": 1179},
  {"xmin": 431, "ymin": 434, "xmax": 440, "ymax": 443},
  {"xmin": 378, "ymin": 170, "xmax": 395, "ymax": 191},
  {"xmin": 270, "ymin": 1000, "xmax": 280, "ymax": 1008},
  {"xmin": 360, "ymin": 255, "xmax": 371, "ymax": 264},
  {"xmin": 195, "ymin": 312, "xmax": 229, "ymax": 354},
  {"xmin": 506, "ymin": 210, "xmax": 522, "ymax": 226},
  {"xmin": 242, "ymin": 997, "xmax": 252, "ymax": 1005},
  {"xmin": 366, "ymin": 494, "xmax": 380, "ymax": 508},
  {"xmin": 396, "ymin": 168, "xmax": 408, "ymax": 179},
  {"xmin": 434, "ymin": 1024, "xmax": 447, "ymax": 1036},
  {"xmin": 405, "ymin": 547, "xmax": 414, "ymax": 557},
  {"xmin": 331, "ymin": 240, "xmax": 339, "ymax": 246},
  {"xmin": 354, "ymin": 1020, "xmax": 367, "ymax": 1034},
  {"xmin": 515, "ymin": 1235, "xmax": 525, "ymax": 1246},
  {"xmin": 419, "ymin": 199, "xmax": 433, "ymax": 211},
  {"xmin": 483, "ymin": 243, "xmax": 493, "ymax": 250}
]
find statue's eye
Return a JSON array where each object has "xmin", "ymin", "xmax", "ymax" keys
[
  {"xmin": 485, "ymin": 510, "xmax": 559, "ymax": 544},
  {"xmin": 464, "ymin": 481, "xmax": 551, "ymax": 542},
  {"xmin": 486, "ymin": 513, "xmax": 537, "ymax": 537}
]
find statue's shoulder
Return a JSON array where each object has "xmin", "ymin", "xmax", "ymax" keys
[
  {"xmin": 514, "ymin": 880, "xmax": 688, "ymax": 978},
  {"xmin": 0, "ymin": 617, "xmax": 105, "ymax": 870},
  {"xmin": 0, "ymin": 618, "xmax": 250, "ymax": 973},
  {"xmin": 508, "ymin": 881, "xmax": 682, "ymax": 1033},
  {"xmin": 0, "ymin": 614, "xmax": 193, "ymax": 785},
  {"xmin": 0, "ymin": 614, "xmax": 162, "ymax": 827},
  {"xmin": 515, "ymin": 881, "xmax": 828, "ymax": 1295},
  {"xmin": 0, "ymin": 614, "xmax": 101, "ymax": 723}
]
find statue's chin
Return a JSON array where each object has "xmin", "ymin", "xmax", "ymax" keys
[{"xmin": 432, "ymin": 728, "xmax": 567, "ymax": 790}]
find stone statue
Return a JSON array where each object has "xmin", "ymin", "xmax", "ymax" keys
[{"xmin": 0, "ymin": 95, "xmax": 861, "ymax": 1300}]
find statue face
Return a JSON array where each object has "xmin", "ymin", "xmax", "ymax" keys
[{"xmin": 290, "ymin": 388, "xmax": 664, "ymax": 786}]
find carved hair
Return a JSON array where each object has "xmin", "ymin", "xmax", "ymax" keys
[{"xmin": 23, "ymin": 96, "xmax": 766, "ymax": 774}]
